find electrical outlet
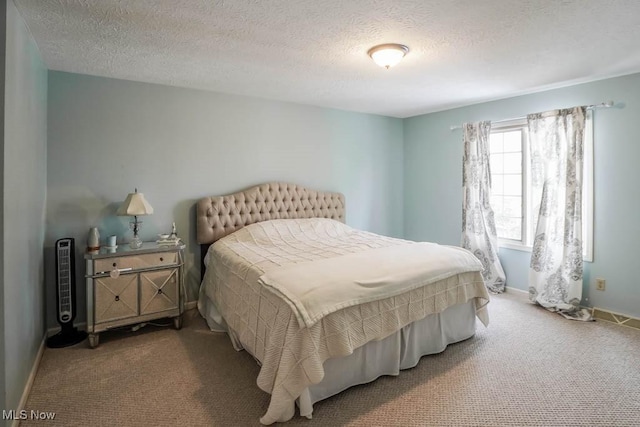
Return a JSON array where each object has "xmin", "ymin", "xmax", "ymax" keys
[{"xmin": 595, "ymin": 278, "xmax": 606, "ymax": 291}]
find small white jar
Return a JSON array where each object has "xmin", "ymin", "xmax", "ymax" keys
[{"xmin": 87, "ymin": 227, "xmax": 100, "ymax": 251}]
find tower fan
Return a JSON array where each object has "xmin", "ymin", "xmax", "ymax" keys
[{"xmin": 46, "ymin": 238, "xmax": 87, "ymax": 348}]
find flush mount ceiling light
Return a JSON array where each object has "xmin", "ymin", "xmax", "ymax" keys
[{"xmin": 367, "ymin": 43, "xmax": 410, "ymax": 69}]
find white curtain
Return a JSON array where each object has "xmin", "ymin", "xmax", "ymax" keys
[
  {"xmin": 527, "ymin": 107, "xmax": 591, "ymax": 320},
  {"xmin": 461, "ymin": 121, "xmax": 506, "ymax": 293}
]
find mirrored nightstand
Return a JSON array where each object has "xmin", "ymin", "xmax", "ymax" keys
[{"xmin": 84, "ymin": 242, "xmax": 185, "ymax": 348}]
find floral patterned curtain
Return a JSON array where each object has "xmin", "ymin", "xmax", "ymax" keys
[
  {"xmin": 461, "ymin": 121, "xmax": 506, "ymax": 293},
  {"xmin": 527, "ymin": 107, "xmax": 591, "ymax": 320}
]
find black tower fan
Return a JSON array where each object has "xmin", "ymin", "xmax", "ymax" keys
[{"xmin": 46, "ymin": 238, "xmax": 87, "ymax": 348}]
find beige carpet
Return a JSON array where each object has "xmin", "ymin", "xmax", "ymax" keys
[{"xmin": 23, "ymin": 292, "xmax": 640, "ymax": 426}]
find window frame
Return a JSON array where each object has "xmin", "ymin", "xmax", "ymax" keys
[
  {"xmin": 582, "ymin": 110, "xmax": 594, "ymax": 262},
  {"xmin": 490, "ymin": 118, "xmax": 529, "ymax": 250},
  {"xmin": 489, "ymin": 113, "xmax": 594, "ymax": 262}
]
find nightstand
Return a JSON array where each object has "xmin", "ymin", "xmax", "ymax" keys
[{"xmin": 84, "ymin": 242, "xmax": 185, "ymax": 348}]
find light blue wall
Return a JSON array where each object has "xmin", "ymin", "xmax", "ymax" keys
[
  {"xmin": 3, "ymin": 0, "xmax": 48, "ymax": 413},
  {"xmin": 404, "ymin": 73, "xmax": 640, "ymax": 319},
  {"xmin": 47, "ymin": 71, "xmax": 404, "ymax": 329}
]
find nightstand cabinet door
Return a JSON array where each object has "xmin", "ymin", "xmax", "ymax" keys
[
  {"xmin": 140, "ymin": 268, "xmax": 179, "ymax": 315},
  {"xmin": 94, "ymin": 274, "xmax": 138, "ymax": 323}
]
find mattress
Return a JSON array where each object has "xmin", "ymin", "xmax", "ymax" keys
[{"xmin": 198, "ymin": 218, "xmax": 489, "ymax": 424}]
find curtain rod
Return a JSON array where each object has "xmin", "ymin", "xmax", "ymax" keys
[{"xmin": 449, "ymin": 101, "xmax": 615, "ymax": 131}]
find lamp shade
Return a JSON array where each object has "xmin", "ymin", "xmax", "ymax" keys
[{"xmin": 116, "ymin": 190, "xmax": 154, "ymax": 216}]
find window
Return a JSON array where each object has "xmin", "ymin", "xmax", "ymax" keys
[
  {"xmin": 489, "ymin": 124, "xmax": 526, "ymax": 242},
  {"xmin": 489, "ymin": 113, "xmax": 593, "ymax": 261}
]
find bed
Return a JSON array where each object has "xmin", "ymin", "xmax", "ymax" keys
[{"xmin": 196, "ymin": 182, "xmax": 490, "ymax": 424}]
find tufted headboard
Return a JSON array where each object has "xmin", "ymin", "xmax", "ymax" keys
[{"xmin": 196, "ymin": 182, "xmax": 345, "ymax": 277}]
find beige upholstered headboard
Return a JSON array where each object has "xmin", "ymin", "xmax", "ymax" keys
[{"xmin": 196, "ymin": 182, "xmax": 345, "ymax": 245}]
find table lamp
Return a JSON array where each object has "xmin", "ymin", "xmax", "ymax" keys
[{"xmin": 116, "ymin": 188, "xmax": 154, "ymax": 249}]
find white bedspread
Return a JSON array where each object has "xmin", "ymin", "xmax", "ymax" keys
[
  {"xmin": 259, "ymin": 242, "xmax": 483, "ymax": 328},
  {"xmin": 199, "ymin": 218, "xmax": 489, "ymax": 424}
]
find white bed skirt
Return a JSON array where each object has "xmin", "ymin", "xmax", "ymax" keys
[{"xmin": 199, "ymin": 295, "xmax": 476, "ymax": 419}]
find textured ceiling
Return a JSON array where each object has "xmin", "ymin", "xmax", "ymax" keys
[{"xmin": 14, "ymin": 0, "xmax": 640, "ymax": 118}]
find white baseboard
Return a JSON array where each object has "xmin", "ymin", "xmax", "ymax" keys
[
  {"xmin": 13, "ymin": 333, "xmax": 47, "ymax": 427},
  {"xmin": 591, "ymin": 307, "xmax": 640, "ymax": 330},
  {"xmin": 505, "ymin": 286, "xmax": 639, "ymax": 330},
  {"xmin": 505, "ymin": 286, "xmax": 528, "ymax": 296},
  {"xmin": 185, "ymin": 301, "xmax": 197, "ymax": 311}
]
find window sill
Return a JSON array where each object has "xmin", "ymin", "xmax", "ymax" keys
[{"xmin": 498, "ymin": 241, "xmax": 532, "ymax": 253}]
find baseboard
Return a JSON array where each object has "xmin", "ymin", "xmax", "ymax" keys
[
  {"xmin": 591, "ymin": 307, "xmax": 640, "ymax": 330},
  {"xmin": 505, "ymin": 286, "xmax": 640, "ymax": 330},
  {"xmin": 185, "ymin": 301, "xmax": 197, "ymax": 311},
  {"xmin": 13, "ymin": 333, "xmax": 47, "ymax": 427},
  {"xmin": 505, "ymin": 286, "xmax": 528, "ymax": 296}
]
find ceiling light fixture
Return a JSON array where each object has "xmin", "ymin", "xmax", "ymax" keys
[{"xmin": 367, "ymin": 43, "xmax": 410, "ymax": 69}]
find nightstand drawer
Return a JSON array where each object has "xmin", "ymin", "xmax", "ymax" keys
[
  {"xmin": 94, "ymin": 275, "xmax": 138, "ymax": 323},
  {"xmin": 95, "ymin": 252, "xmax": 179, "ymax": 273}
]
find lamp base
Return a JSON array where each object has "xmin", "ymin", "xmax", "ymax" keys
[
  {"xmin": 129, "ymin": 236, "xmax": 143, "ymax": 249},
  {"xmin": 129, "ymin": 218, "xmax": 143, "ymax": 249}
]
